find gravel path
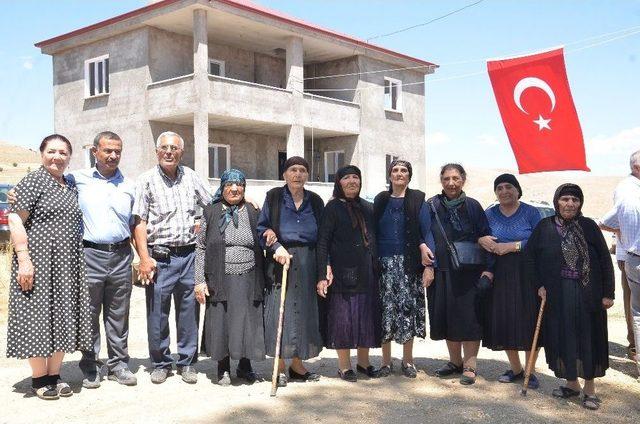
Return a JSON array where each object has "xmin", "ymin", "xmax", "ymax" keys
[{"xmin": 1, "ymin": 260, "xmax": 639, "ymax": 424}]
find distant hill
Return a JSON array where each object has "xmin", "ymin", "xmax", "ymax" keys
[{"xmin": 0, "ymin": 140, "xmax": 41, "ymax": 184}]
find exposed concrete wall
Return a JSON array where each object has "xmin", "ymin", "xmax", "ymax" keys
[
  {"xmin": 304, "ymin": 56, "xmax": 359, "ymax": 103},
  {"xmin": 356, "ymin": 56, "xmax": 426, "ymax": 194},
  {"xmin": 306, "ymin": 135, "xmax": 358, "ymax": 184},
  {"xmin": 146, "ymin": 27, "xmax": 286, "ymax": 86},
  {"xmin": 52, "ymin": 27, "xmax": 154, "ymax": 177}
]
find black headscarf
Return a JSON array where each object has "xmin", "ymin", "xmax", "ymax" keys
[
  {"xmin": 493, "ymin": 173, "xmax": 522, "ymax": 198},
  {"xmin": 334, "ymin": 165, "xmax": 369, "ymax": 248},
  {"xmin": 553, "ymin": 183, "xmax": 589, "ymax": 287},
  {"xmin": 283, "ymin": 156, "xmax": 309, "ymax": 173}
]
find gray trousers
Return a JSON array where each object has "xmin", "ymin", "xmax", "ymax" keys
[
  {"xmin": 623, "ymin": 255, "xmax": 640, "ymax": 371},
  {"xmin": 79, "ymin": 244, "xmax": 133, "ymax": 373}
]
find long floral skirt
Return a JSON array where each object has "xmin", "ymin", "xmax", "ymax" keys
[{"xmin": 379, "ymin": 255, "xmax": 425, "ymax": 344}]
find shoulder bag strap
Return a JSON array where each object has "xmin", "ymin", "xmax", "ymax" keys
[{"xmin": 428, "ymin": 199, "xmax": 457, "ymax": 254}]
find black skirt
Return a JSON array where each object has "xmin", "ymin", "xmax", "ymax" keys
[
  {"xmin": 201, "ymin": 269, "xmax": 266, "ymax": 361},
  {"xmin": 483, "ymin": 253, "xmax": 538, "ymax": 351},
  {"xmin": 427, "ymin": 267, "xmax": 484, "ymax": 341},
  {"xmin": 543, "ymin": 278, "xmax": 609, "ymax": 380},
  {"xmin": 263, "ymin": 245, "xmax": 323, "ymax": 360}
]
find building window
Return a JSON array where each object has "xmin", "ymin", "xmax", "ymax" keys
[
  {"xmin": 209, "ymin": 59, "xmax": 226, "ymax": 77},
  {"xmin": 208, "ymin": 144, "xmax": 230, "ymax": 178},
  {"xmin": 84, "ymin": 55, "xmax": 109, "ymax": 98},
  {"xmin": 83, "ymin": 145, "xmax": 96, "ymax": 168},
  {"xmin": 324, "ymin": 150, "xmax": 345, "ymax": 183},
  {"xmin": 384, "ymin": 77, "xmax": 402, "ymax": 112}
]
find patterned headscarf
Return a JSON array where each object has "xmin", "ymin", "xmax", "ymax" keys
[
  {"xmin": 213, "ymin": 169, "xmax": 246, "ymax": 233},
  {"xmin": 553, "ymin": 183, "xmax": 590, "ymax": 286}
]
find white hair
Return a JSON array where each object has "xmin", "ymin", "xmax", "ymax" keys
[
  {"xmin": 630, "ymin": 150, "xmax": 640, "ymax": 171},
  {"xmin": 156, "ymin": 131, "xmax": 184, "ymax": 149}
]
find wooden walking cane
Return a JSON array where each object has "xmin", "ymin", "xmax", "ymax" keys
[
  {"xmin": 522, "ymin": 297, "xmax": 546, "ymax": 396},
  {"xmin": 270, "ymin": 262, "xmax": 290, "ymax": 397}
]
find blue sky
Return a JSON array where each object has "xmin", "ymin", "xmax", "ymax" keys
[{"xmin": 1, "ymin": 0, "xmax": 638, "ymax": 175}]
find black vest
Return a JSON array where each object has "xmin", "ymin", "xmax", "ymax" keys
[
  {"xmin": 373, "ymin": 188, "xmax": 426, "ymax": 274},
  {"xmin": 202, "ymin": 202, "xmax": 265, "ymax": 302}
]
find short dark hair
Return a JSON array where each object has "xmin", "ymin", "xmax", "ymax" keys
[
  {"xmin": 93, "ymin": 131, "xmax": 122, "ymax": 148},
  {"xmin": 440, "ymin": 163, "xmax": 466, "ymax": 180},
  {"xmin": 39, "ymin": 134, "xmax": 72, "ymax": 155}
]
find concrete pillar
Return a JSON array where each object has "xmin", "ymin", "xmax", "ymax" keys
[
  {"xmin": 286, "ymin": 36, "xmax": 304, "ymax": 158},
  {"xmin": 193, "ymin": 8, "xmax": 209, "ymax": 179}
]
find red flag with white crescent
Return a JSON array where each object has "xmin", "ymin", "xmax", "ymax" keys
[{"xmin": 487, "ymin": 47, "xmax": 589, "ymax": 173}]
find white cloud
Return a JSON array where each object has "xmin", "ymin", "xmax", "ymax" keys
[
  {"xmin": 586, "ymin": 127, "xmax": 640, "ymax": 155},
  {"xmin": 20, "ymin": 56, "xmax": 33, "ymax": 70},
  {"xmin": 477, "ymin": 134, "xmax": 501, "ymax": 146},
  {"xmin": 427, "ymin": 131, "xmax": 450, "ymax": 145}
]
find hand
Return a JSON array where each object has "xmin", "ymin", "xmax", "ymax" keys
[
  {"xmin": 138, "ymin": 257, "xmax": 157, "ymax": 285},
  {"xmin": 263, "ymin": 229, "xmax": 278, "ymax": 247},
  {"xmin": 478, "ymin": 235, "xmax": 498, "ymax": 252},
  {"xmin": 7, "ymin": 188, "xmax": 17, "ymax": 205},
  {"xmin": 273, "ymin": 246, "xmax": 292, "ymax": 267},
  {"xmin": 17, "ymin": 256, "xmax": 34, "ymax": 291},
  {"xmin": 195, "ymin": 283, "xmax": 210, "ymax": 304},
  {"xmin": 480, "ymin": 271, "xmax": 494, "ymax": 281},
  {"xmin": 245, "ymin": 196, "xmax": 260, "ymax": 210},
  {"xmin": 538, "ymin": 286, "xmax": 546, "ymax": 301},
  {"xmin": 493, "ymin": 243, "xmax": 514, "ymax": 256},
  {"xmin": 316, "ymin": 280, "xmax": 329, "ymax": 298},
  {"xmin": 422, "ymin": 266, "xmax": 434, "ymax": 288},
  {"xmin": 326, "ymin": 265, "xmax": 334, "ymax": 287},
  {"xmin": 602, "ymin": 297, "xmax": 614, "ymax": 309},
  {"xmin": 419, "ymin": 244, "xmax": 435, "ymax": 266}
]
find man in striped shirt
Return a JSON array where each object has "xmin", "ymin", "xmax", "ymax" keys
[{"xmin": 133, "ymin": 131, "xmax": 213, "ymax": 385}]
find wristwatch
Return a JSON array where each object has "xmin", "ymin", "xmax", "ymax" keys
[{"xmin": 515, "ymin": 241, "xmax": 522, "ymax": 252}]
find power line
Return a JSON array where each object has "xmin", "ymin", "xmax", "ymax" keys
[{"xmin": 366, "ymin": 0, "xmax": 486, "ymax": 41}]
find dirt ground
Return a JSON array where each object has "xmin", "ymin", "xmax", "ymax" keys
[{"xmin": 0, "ymin": 257, "xmax": 639, "ymax": 424}]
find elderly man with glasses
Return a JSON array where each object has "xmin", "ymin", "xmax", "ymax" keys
[{"xmin": 132, "ymin": 131, "xmax": 213, "ymax": 384}]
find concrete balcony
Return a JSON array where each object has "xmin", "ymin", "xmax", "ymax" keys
[{"xmin": 146, "ymin": 74, "xmax": 360, "ymax": 137}]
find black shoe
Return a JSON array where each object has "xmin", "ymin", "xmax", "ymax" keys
[
  {"xmin": 236, "ymin": 367, "xmax": 263, "ymax": 384},
  {"xmin": 356, "ymin": 364, "xmax": 380, "ymax": 378},
  {"xmin": 177, "ymin": 366, "xmax": 198, "ymax": 384},
  {"xmin": 277, "ymin": 373, "xmax": 288, "ymax": 387},
  {"xmin": 401, "ymin": 362, "xmax": 417, "ymax": 378},
  {"xmin": 338, "ymin": 369, "xmax": 357, "ymax": 382},
  {"xmin": 289, "ymin": 367, "xmax": 320, "ymax": 382},
  {"xmin": 435, "ymin": 361, "xmax": 463, "ymax": 378},
  {"xmin": 217, "ymin": 371, "xmax": 231, "ymax": 386},
  {"xmin": 378, "ymin": 364, "xmax": 393, "ymax": 377}
]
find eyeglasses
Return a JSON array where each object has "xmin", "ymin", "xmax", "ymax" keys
[{"xmin": 158, "ymin": 145, "xmax": 181, "ymax": 152}]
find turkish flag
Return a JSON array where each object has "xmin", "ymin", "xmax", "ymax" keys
[{"xmin": 487, "ymin": 47, "xmax": 589, "ymax": 173}]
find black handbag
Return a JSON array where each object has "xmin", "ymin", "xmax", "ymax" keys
[{"xmin": 428, "ymin": 200, "xmax": 487, "ymax": 271}]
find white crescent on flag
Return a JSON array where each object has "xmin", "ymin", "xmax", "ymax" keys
[{"xmin": 513, "ymin": 77, "xmax": 556, "ymax": 114}]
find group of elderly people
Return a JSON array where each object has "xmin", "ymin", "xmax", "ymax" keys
[{"xmin": 6, "ymin": 132, "xmax": 619, "ymax": 411}]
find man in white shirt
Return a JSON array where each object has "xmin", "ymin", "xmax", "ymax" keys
[{"xmin": 600, "ymin": 150, "xmax": 640, "ymax": 372}]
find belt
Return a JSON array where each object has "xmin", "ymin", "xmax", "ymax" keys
[
  {"xmin": 83, "ymin": 238, "xmax": 130, "ymax": 252},
  {"xmin": 153, "ymin": 244, "xmax": 196, "ymax": 255}
]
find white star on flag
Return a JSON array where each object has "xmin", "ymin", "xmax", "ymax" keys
[{"xmin": 533, "ymin": 114, "xmax": 551, "ymax": 131}]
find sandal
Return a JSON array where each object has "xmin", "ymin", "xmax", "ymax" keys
[
  {"xmin": 401, "ymin": 362, "xmax": 417, "ymax": 378},
  {"xmin": 582, "ymin": 394, "xmax": 601, "ymax": 410},
  {"xmin": 435, "ymin": 361, "xmax": 463, "ymax": 377},
  {"xmin": 459, "ymin": 367, "xmax": 477, "ymax": 385},
  {"xmin": 378, "ymin": 364, "xmax": 393, "ymax": 377},
  {"xmin": 32, "ymin": 385, "xmax": 59, "ymax": 400},
  {"xmin": 551, "ymin": 386, "xmax": 581, "ymax": 398}
]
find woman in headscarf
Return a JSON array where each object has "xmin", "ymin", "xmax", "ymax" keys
[
  {"xmin": 523, "ymin": 183, "xmax": 614, "ymax": 410},
  {"xmin": 479, "ymin": 174, "xmax": 542, "ymax": 389},
  {"xmin": 373, "ymin": 159, "xmax": 436, "ymax": 378},
  {"xmin": 316, "ymin": 165, "xmax": 381, "ymax": 382},
  {"xmin": 258, "ymin": 157, "xmax": 324, "ymax": 387},
  {"xmin": 194, "ymin": 169, "xmax": 266, "ymax": 385},
  {"xmin": 428, "ymin": 163, "xmax": 492, "ymax": 385}
]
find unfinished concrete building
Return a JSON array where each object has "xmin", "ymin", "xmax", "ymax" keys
[{"xmin": 35, "ymin": 0, "xmax": 437, "ymax": 197}]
